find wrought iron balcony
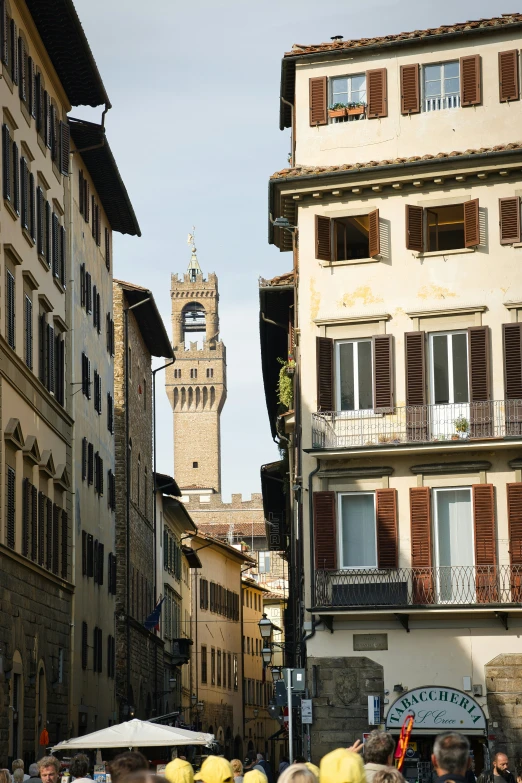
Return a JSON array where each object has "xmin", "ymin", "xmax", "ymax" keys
[
  {"xmin": 313, "ymin": 565, "xmax": 522, "ymax": 610},
  {"xmin": 311, "ymin": 399, "xmax": 522, "ymax": 450}
]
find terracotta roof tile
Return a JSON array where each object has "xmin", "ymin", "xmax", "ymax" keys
[
  {"xmin": 197, "ymin": 522, "xmax": 267, "ymax": 537},
  {"xmin": 284, "ymin": 14, "xmax": 522, "ymax": 57},
  {"xmin": 259, "ymin": 271, "xmax": 295, "ymax": 288},
  {"xmin": 271, "ymin": 141, "xmax": 522, "ymax": 181}
]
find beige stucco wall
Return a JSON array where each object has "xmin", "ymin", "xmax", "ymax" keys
[{"xmin": 294, "ymin": 30, "xmax": 522, "ymax": 167}]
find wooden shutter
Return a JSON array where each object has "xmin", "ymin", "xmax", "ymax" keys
[
  {"xmin": 29, "ymin": 172, "xmax": 35, "ymax": 242},
  {"xmin": 499, "ymin": 196, "xmax": 520, "ymax": 244},
  {"xmin": 499, "ymin": 50, "xmax": 519, "ymax": 102},
  {"xmin": 376, "ymin": 488, "xmax": 398, "ymax": 568},
  {"xmin": 368, "ymin": 208, "xmax": 380, "ymax": 258},
  {"xmin": 52, "ymin": 503, "xmax": 59, "ymax": 574},
  {"xmin": 366, "ymin": 68, "xmax": 387, "ymax": 118},
  {"xmin": 20, "ymin": 156, "xmax": 28, "ymax": 229},
  {"xmin": 315, "ymin": 214, "xmax": 331, "ymax": 261},
  {"xmin": 309, "ymin": 76, "xmax": 327, "ymax": 126},
  {"xmin": 12, "ymin": 141, "xmax": 19, "ymax": 215},
  {"xmin": 61, "ymin": 510, "xmax": 68, "ymax": 579},
  {"xmin": 468, "ymin": 326, "xmax": 492, "ymax": 438},
  {"xmin": 38, "ymin": 491, "xmax": 45, "ymax": 566},
  {"xmin": 31, "ymin": 484, "xmax": 37, "ymax": 561},
  {"xmin": 473, "ymin": 484, "xmax": 497, "ymax": 602},
  {"xmin": 503, "ymin": 323, "xmax": 522, "ymax": 436},
  {"xmin": 373, "ymin": 334, "xmax": 393, "ymax": 413},
  {"xmin": 507, "ymin": 483, "xmax": 522, "ymax": 600},
  {"xmin": 6, "ymin": 467, "xmax": 15, "ymax": 549},
  {"xmin": 18, "ymin": 37, "xmax": 25, "ymax": 101},
  {"xmin": 28, "ymin": 56, "xmax": 35, "ymax": 117},
  {"xmin": 2, "ymin": 123, "xmax": 10, "ymax": 201},
  {"xmin": 313, "ymin": 491, "xmax": 337, "ymax": 570},
  {"xmin": 405, "ymin": 204, "xmax": 423, "ymax": 251},
  {"xmin": 405, "ymin": 331, "xmax": 427, "ymax": 440},
  {"xmin": 409, "ymin": 487, "xmax": 433, "ymax": 603},
  {"xmin": 464, "ymin": 198, "xmax": 480, "ymax": 247},
  {"xmin": 400, "ymin": 64, "xmax": 420, "ymax": 114},
  {"xmin": 81, "ymin": 622, "xmax": 88, "ymax": 669},
  {"xmin": 460, "ymin": 54, "xmax": 481, "ymax": 106},
  {"xmin": 60, "ymin": 121, "xmax": 70, "ymax": 175},
  {"xmin": 82, "ymin": 530, "xmax": 87, "ymax": 575},
  {"xmin": 316, "ymin": 336, "xmax": 334, "ymax": 412},
  {"xmin": 1, "ymin": 1, "xmax": 7, "ymax": 65},
  {"xmin": 10, "ymin": 19, "xmax": 17, "ymax": 84},
  {"xmin": 46, "ymin": 498, "xmax": 52, "ymax": 570},
  {"xmin": 22, "ymin": 478, "xmax": 30, "ymax": 557}
]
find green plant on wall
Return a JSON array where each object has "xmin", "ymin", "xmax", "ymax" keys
[{"xmin": 277, "ymin": 357, "xmax": 295, "ymax": 409}]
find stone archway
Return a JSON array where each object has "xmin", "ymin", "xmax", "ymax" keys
[{"xmin": 486, "ymin": 654, "xmax": 522, "ymax": 761}]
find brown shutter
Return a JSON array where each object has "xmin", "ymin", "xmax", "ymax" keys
[
  {"xmin": 376, "ymin": 488, "xmax": 398, "ymax": 568},
  {"xmin": 405, "ymin": 205, "xmax": 424, "ymax": 252},
  {"xmin": 499, "ymin": 50, "xmax": 519, "ymax": 102},
  {"xmin": 373, "ymin": 334, "xmax": 393, "ymax": 413},
  {"xmin": 468, "ymin": 326, "xmax": 492, "ymax": 437},
  {"xmin": 405, "ymin": 331, "xmax": 427, "ymax": 440},
  {"xmin": 316, "ymin": 336, "xmax": 334, "ymax": 412},
  {"xmin": 60, "ymin": 121, "xmax": 70, "ymax": 176},
  {"xmin": 464, "ymin": 198, "xmax": 480, "ymax": 247},
  {"xmin": 472, "ymin": 484, "xmax": 497, "ymax": 602},
  {"xmin": 503, "ymin": 323, "xmax": 522, "ymax": 435},
  {"xmin": 507, "ymin": 483, "xmax": 522, "ymax": 600},
  {"xmin": 309, "ymin": 76, "xmax": 327, "ymax": 126},
  {"xmin": 368, "ymin": 208, "xmax": 380, "ymax": 258},
  {"xmin": 410, "ymin": 487, "xmax": 433, "ymax": 603},
  {"xmin": 400, "ymin": 64, "xmax": 420, "ymax": 114},
  {"xmin": 315, "ymin": 214, "xmax": 331, "ymax": 261},
  {"xmin": 499, "ymin": 196, "xmax": 520, "ymax": 244},
  {"xmin": 22, "ymin": 478, "xmax": 30, "ymax": 557},
  {"xmin": 31, "ymin": 484, "xmax": 37, "ymax": 561},
  {"xmin": 367, "ymin": 68, "xmax": 387, "ymax": 118},
  {"xmin": 460, "ymin": 54, "xmax": 481, "ymax": 106},
  {"xmin": 313, "ymin": 491, "xmax": 337, "ymax": 570}
]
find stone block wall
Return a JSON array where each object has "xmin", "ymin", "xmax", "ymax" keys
[
  {"xmin": 307, "ymin": 655, "xmax": 384, "ymax": 762},
  {"xmin": 486, "ymin": 654, "xmax": 522, "ymax": 765}
]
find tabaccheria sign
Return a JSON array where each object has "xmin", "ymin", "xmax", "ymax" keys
[{"xmin": 385, "ymin": 686, "xmax": 486, "ymax": 731}]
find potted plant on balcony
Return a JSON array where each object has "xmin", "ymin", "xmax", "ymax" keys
[
  {"xmin": 328, "ymin": 102, "xmax": 348, "ymax": 119},
  {"xmin": 347, "ymin": 101, "xmax": 366, "ymax": 117},
  {"xmin": 277, "ymin": 357, "xmax": 295, "ymax": 410},
  {"xmin": 453, "ymin": 415, "xmax": 470, "ymax": 439}
]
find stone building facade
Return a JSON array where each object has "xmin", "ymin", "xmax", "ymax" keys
[
  {"xmin": 113, "ymin": 281, "xmax": 173, "ymax": 720},
  {"xmin": 0, "ymin": 0, "xmax": 109, "ymax": 765}
]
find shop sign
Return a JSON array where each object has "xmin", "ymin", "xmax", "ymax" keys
[{"xmin": 385, "ymin": 686, "xmax": 486, "ymax": 731}]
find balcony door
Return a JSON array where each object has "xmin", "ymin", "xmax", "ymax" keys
[
  {"xmin": 433, "ymin": 488, "xmax": 474, "ymax": 603},
  {"xmin": 429, "ymin": 331, "xmax": 469, "ymax": 439}
]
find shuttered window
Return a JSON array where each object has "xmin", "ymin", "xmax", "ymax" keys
[
  {"xmin": 460, "ymin": 54, "xmax": 481, "ymax": 107},
  {"xmin": 464, "ymin": 198, "xmax": 480, "ymax": 247},
  {"xmin": 309, "ymin": 76, "xmax": 327, "ymax": 126},
  {"xmin": 375, "ymin": 488, "xmax": 398, "ymax": 568},
  {"xmin": 507, "ymin": 483, "xmax": 522, "ymax": 600},
  {"xmin": 502, "ymin": 323, "xmax": 522, "ymax": 435},
  {"xmin": 499, "ymin": 197, "xmax": 521, "ymax": 244},
  {"xmin": 6, "ymin": 269, "xmax": 15, "ymax": 349},
  {"xmin": 20, "ymin": 156, "xmax": 28, "ymax": 228},
  {"xmin": 38, "ymin": 491, "xmax": 45, "ymax": 566},
  {"xmin": 315, "ymin": 215, "xmax": 331, "ymax": 261},
  {"xmin": 61, "ymin": 510, "xmax": 68, "ymax": 579},
  {"xmin": 472, "ymin": 484, "xmax": 497, "ymax": 602},
  {"xmin": 36, "ymin": 186, "xmax": 44, "ymax": 255},
  {"xmin": 59, "ymin": 226, "xmax": 66, "ymax": 288},
  {"xmin": 105, "ymin": 227, "xmax": 111, "ymax": 271},
  {"xmin": 405, "ymin": 205, "xmax": 423, "ymax": 251},
  {"xmin": 405, "ymin": 331, "xmax": 427, "ymax": 441},
  {"xmin": 1, "ymin": 1, "xmax": 8, "ymax": 67},
  {"xmin": 44, "ymin": 200, "xmax": 51, "ymax": 267},
  {"xmin": 6, "ymin": 466, "xmax": 15, "ymax": 549},
  {"xmin": 81, "ymin": 621, "xmax": 88, "ymax": 670},
  {"xmin": 373, "ymin": 334, "xmax": 394, "ymax": 413},
  {"xmin": 45, "ymin": 498, "xmax": 52, "ymax": 570},
  {"xmin": 29, "ymin": 172, "xmax": 35, "ymax": 242},
  {"xmin": 60, "ymin": 121, "xmax": 70, "ymax": 175},
  {"xmin": 316, "ymin": 336, "xmax": 334, "ymax": 412},
  {"xmin": 2, "ymin": 123, "xmax": 10, "ymax": 201},
  {"xmin": 400, "ymin": 64, "xmax": 420, "ymax": 114},
  {"xmin": 51, "ymin": 212, "xmax": 59, "ymax": 278},
  {"xmin": 368, "ymin": 209, "xmax": 380, "ymax": 258},
  {"xmin": 409, "ymin": 487, "xmax": 433, "ymax": 602},
  {"xmin": 52, "ymin": 503, "xmax": 59, "ymax": 574},
  {"xmin": 24, "ymin": 295, "xmax": 33, "ymax": 369},
  {"xmin": 366, "ymin": 68, "xmax": 387, "ymax": 118},
  {"xmin": 87, "ymin": 442, "xmax": 94, "ymax": 486},
  {"xmin": 31, "ymin": 485, "xmax": 37, "ymax": 561},
  {"xmin": 22, "ymin": 478, "xmax": 30, "ymax": 557},
  {"xmin": 499, "ymin": 50, "xmax": 519, "ymax": 102},
  {"xmin": 12, "ymin": 141, "xmax": 19, "ymax": 215},
  {"xmin": 313, "ymin": 491, "xmax": 337, "ymax": 570}
]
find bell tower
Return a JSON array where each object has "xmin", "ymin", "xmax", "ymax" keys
[{"xmin": 166, "ymin": 233, "xmax": 226, "ymax": 493}]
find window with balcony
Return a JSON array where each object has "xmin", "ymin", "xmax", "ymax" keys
[
  {"xmin": 336, "ymin": 339, "xmax": 373, "ymax": 412},
  {"xmin": 338, "ymin": 492, "xmax": 377, "ymax": 569},
  {"xmin": 433, "ymin": 487, "xmax": 474, "ymax": 602},
  {"xmin": 329, "ymin": 74, "xmax": 367, "ymax": 122},
  {"xmin": 423, "ymin": 61, "xmax": 460, "ymax": 111},
  {"xmin": 429, "ymin": 331, "xmax": 469, "ymax": 439}
]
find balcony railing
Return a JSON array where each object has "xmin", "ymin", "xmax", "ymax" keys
[
  {"xmin": 424, "ymin": 95, "xmax": 461, "ymax": 111},
  {"xmin": 311, "ymin": 399, "xmax": 522, "ymax": 450},
  {"xmin": 314, "ymin": 565, "xmax": 522, "ymax": 609}
]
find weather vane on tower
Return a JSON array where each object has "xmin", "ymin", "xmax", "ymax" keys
[{"xmin": 187, "ymin": 226, "xmax": 202, "ymax": 281}]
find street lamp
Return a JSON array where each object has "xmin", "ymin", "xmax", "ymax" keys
[
  {"xmin": 191, "ymin": 693, "xmax": 197, "ymax": 707},
  {"xmin": 258, "ymin": 613, "xmax": 273, "ymax": 640},
  {"xmin": 253, "ymin": 709, "xmax": 259, "ymax": 718},
  {"xmin": 262, "ymin": 646, "xmax": 273, "ymax": 665},
  {"xmin": 271, "ymin": 666, "xmax": 282, "ymax": 682}
]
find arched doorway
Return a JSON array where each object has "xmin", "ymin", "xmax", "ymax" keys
[
  {"xmin": 233, "ymin": 735, "xmax": 243, "ymax": 761},
  {"xmin": 10, "ymin": 650, "xmax": 23, "ymax": 761},
  {"xmin": 225, "ymin": 728, "xmax": 232, "ymax": 760},
  {"xmin": 35, "ymin": 663, "xmax": 47, "ymax": 759}
]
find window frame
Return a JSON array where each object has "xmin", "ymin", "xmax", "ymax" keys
[
  {"xmin": 428, "ymin": 330, "xmax": 469, "ymax": 406},
  {"xmin": 329, "ymin": 73, "xmax": 367, "ymax": 111},
  {"xmin": 422, "ymin": 59, "xmax": 461, "ymax": 112},
  {"xmin": 335, "ymin": 338, "xmax": 374, "ymax": 414},
  {"xmin": 338, "ymin": 490, "xmax": 378, "ymax": 570}
]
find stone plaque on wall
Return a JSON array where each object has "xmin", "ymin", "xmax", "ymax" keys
[{"xmin": 353, "ymin": 633, "xmax": 388, "ymax": 651}]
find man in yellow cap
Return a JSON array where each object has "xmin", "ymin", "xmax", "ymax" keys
[
  {"xmin": 194, "ymin": 757, "xmax": 233, "ymax": 783},
  {"xmin": 165, "ymin": 758, "xmax": 194, "ymax": 783}
]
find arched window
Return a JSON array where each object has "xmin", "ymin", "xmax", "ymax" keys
[{"xmin": 182, "ymin": 302, "xmax": 206, "ymax": 348}]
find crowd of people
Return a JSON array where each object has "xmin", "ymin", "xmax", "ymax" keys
[{"xmin": 0, "ymin": 731, "xmax": 516, "ymax": 783}]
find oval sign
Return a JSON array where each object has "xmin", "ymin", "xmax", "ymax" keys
[{"xmin": 385, "ymin": 686, "xmax": 486, "ymax": 731}]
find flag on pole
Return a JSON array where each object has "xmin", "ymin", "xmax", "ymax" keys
[{"xmin": 144, "ymin": 596, "xmax": 165, "ymax": 632}]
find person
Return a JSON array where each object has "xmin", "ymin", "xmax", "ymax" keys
[
  {"xmin": 373, "ymin": 771, "xmax": 405, "ymax": 783},
  {"xmin": 477, "ymin": 754, "xmax": 515, "ymax": 783},
  {"xmin": 27, "ymin": 765, "xmax": 40, "ymax": 783},
  {"xmin": 165, "ymin": 759, "xmax": 194, "ymax": 783},
  {"xmin": 12, "ymin": 762, "xmax": 29, "ymax": 783},
  {"xmin": 432, "ymin": 732, "xmax": 470, "ymax": 783},
  {"xmin": 277, "ymin": 765, "xmax": 318, "ymax": 783},
  {"xmin": 70, "ymin": 756, "xmax": 91, "ymax": 781},
  {"xmin": 2, "ymin": 771, "xmax": 12, "ymax": 783},
  {"xmin": 194, "ymin": 757, "xmax": 233, "ymax": 783},
  {"xmin": 364, "ymin": 731, "xmax": 396, "ymax": 783},
  {"xmin": 230, "ymin": 761, "xmax": 243, "ymax": 783},
  {"xmin": 304, "ymin": 766, "xmax": 319, "ymax": 781},
  {"xmin": 109, "ymin": 753, "xmax": 148, "ymax": 783},
  {"xmin": 254, "ymin": 756, "xmax": 273, "ymax": 783},
  {"xmin": 37, "ymin": 757, "xmax": 61, "ymax": 783},
  {"xmin": 319, "ymin": 749, "xmax": 366, "ymax": 783},
  {"xmin": 13, "ymin": 771, "xmax": 25, "ymax": 783},
  {"xmin": 278, "ymin": 760, "xmax": 290, "ymax": 777},
  {"xmin": 118, "ymin": 774, "xmax": 164, "ymax": 783},
  {"xmin": 244, "ymin": 772, "xmax": 267, "ymax": 783}
]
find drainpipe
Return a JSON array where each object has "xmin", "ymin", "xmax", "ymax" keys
[
  {"xmin": 301, "ymin": 463, "xmax": 321, "ymax": 656},
  {"xmin": 280, "ymin": 95, "xmax": 295, "ymax": 167},
  {"xmin": 67, "ymin": 146, "xmax": 76, "ymax": 737}
]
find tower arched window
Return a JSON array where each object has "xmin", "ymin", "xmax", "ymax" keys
[
  {"xmin": 206, "ymin": 368, "xmax": 214, "ymax": 379},
  {"xmin": 190, "ymin": 368, "xmax": 198, "ymax": 379}
]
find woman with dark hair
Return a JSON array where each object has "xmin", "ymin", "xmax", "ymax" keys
[{"xmin": 70, "ymin": 756, "xmax": 91, "ymax": 781}]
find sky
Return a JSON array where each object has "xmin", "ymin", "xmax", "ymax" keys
[{"xmin": 73, "ymin": 0, "xmax": 506, "ymax": 500}]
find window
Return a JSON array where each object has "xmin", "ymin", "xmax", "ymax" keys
[
  {"xmin": 201, "ymin": 645, "xmax": 208, "ymax": 683},
  {"xmin": 107, "ymin": 393, "xmax": 114, "ymax": 434},
  {"xmin": 108, "ymin": 471, "xmax": 116, "ymax": 511},
  {"xmin": 81, "ymin": 352, "xmax": 91, "ymax": 398},
  {"xmin": 85, "ymin": 272, "xmax": 92, "ymax": 313},
  {"xmin": 193, "ymin": 461, "xmax": 198, "ymax": 468},
  {"xmin": 128, "ymin": 346, "xmax": 132, "ymax": 378},
  {"xmin": 94, "ymin": 453, "xmax": 104, "ymax": 495},
  {"xmin": 211, "ymin": 648, "xmax": 215, "ymax": 685},
  {"xmin": 87, "ymin": 442, "xmax": 94, "ymax": 485},
  {"xmin": 94, "ymin": 371, "xmax": 102, "ymax": 414},
  {"xmin": 233, "ymin": 654, "xmax": 238, "ymax": 690},
  {"xmin": 338, "ymin": 492, "xmax": 377, "ymax": 568},
  {"xmin": 258, "ymin": 551, "xmax": 270, "ymax": 574},
  {"xmin": 6, "ymin": 465, "xmax": 16, "ymax": 549},
  {"xmin": 336, "ymin": 340, "xmax": 373, "ymax": 412},
  {"xmin": 330, "ymin": 74, "xmax": 367, "ymax": 122},
  {"xmin": 217, "ymin": 650, "xmax": 222, "ymax": 686},
  {"xmin": 206, "ymin": 368, "xmax": 213, "ymax": 378},
  {"xmin": 427, "ymin": 204, "xmax": 465, "ymax": 252},
  {"xmin": 6, "ymin": 268, "xmax": 15, "ymax": 349},
  {"xmin": 315, "ymin": 211, "xmax": 380, "ymax": 262},
  {"xmin": 430, "ymin": 332, "xmax": 469, "ymax": 406},
  {"xmin": 81, "ymin": 622, "xmax": 88, "ymax": 670},
  {"xmin": 190, "ymin": 368, "xmax": 197, "ymax": 379},
  {"xmin": 227, "ymin": 652, "xmax": 232, "ymax": 689},
  {"xmin": 24, "ymin": 294, "xmax": 33, "ymax": 368},
  {"xmin": 423, "ymin": 61, "xmax": 460, "ymax": 111},
  {"xmin": 174, "ymin": 368, "xmax": 181, "ymax": 378},
  {"xmin": 105, "ymin": 227, "xmax": 111, "ymax": 271},
  {"xmin": 433, "ymin": 487, "xmax": 473, "ymax": 602},
  {"xmin": 405, "ymin": 200, "xmax": 479, "ymax": 252}
]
